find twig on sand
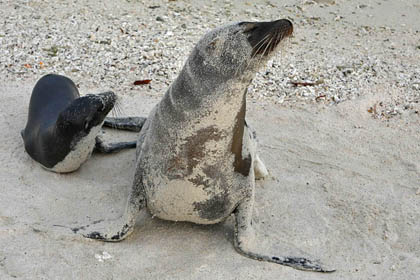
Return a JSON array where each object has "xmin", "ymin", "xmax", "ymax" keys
[{"xmin": 290, "ymin": 79, "xmax": 324, "ymax": 87}]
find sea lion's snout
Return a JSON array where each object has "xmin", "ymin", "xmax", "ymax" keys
[
  {"xmin": 96, "ymin": 91, "xmax": 117, "ymax": 113},
  {"xmin": 241, "ymin": 19, "xmax": 294, "ymax": 57},
  {"xmin": 273, "ymin": 19, "xmax": 294, "ymax": 37},
  {"xmin": 277, "ymin": 19, "xmax": 293, "ymax": 31}
]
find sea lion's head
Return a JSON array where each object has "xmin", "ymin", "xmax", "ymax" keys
[
  {"xmin": 56, "ymin": 91, "xmax": 116, "ymax": 140},
  {"xmin": 190, "ymin": 19, "xmax": 293, "ymax": 82}
]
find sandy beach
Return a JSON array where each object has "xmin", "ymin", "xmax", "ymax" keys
[{"xmin": 0, "ymin": 0, "xmax": 419, "ymax": 279}]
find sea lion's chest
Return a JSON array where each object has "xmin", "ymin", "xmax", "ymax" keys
[
  {"xmin": 139, "ymin": 98, "xmax": 251, "ymax": 223},
  {"xmin": 141, "ymin": 125, "xmax": 245, "ymax": 224},
  {"xmin": 45, "ymin": 124, "xmax": 102, "ymax": 173}
]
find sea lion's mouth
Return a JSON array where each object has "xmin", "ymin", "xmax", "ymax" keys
[{"xmin": 241, "ymin": 19, "xmax": 293, "ymax": 57}]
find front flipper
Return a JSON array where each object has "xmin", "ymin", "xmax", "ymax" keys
[
  {"xmin": 233, "ymin": 198, "xmax": 335, "ymax": 272},
  {"xmin": 94, "ymin": 136, "xmax": 136, "ymax": 153},
  {"xmin": 75, "ymin": 171, "xmax": 147, "ymax": 242},
  {"xmin": 72, "ymin": 218, "xmax": 135, "ymax": 242},
  {"xmin": 104, "ymin": 117, "xmax": 147, "ymax": 132}
]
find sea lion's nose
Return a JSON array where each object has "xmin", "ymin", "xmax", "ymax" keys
[
  {"xmin": 276, "ymin": 19, "xmax": 293, "ymax": 27},
  {"xmin": 273, "ymin": 19, "xmax": 293, "ymax": 35}
]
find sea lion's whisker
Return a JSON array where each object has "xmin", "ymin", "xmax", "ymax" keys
[
  {"xmin": 252, "ymin": 33, "xmax": 270, "ymax": 52},
  {"xmin": 254, "ymin": 36, "xmax": 274, "ymax": 68},
  {"xmin": 238, "ymin": 34, "xmax": 270, "ymax": 76},
  {"xmin": 273, "ymin": 32, "xmax": 282, "ymax": 51},
  {"xmin": 244, "ymin": 36, "xmax": 271, "ymax": 74},
  {"xmin": 252, "ymin": 36, "xmax": 271, "ymax": 58},
  {"xmin": 261, "ymin": 36, "xmax": 274, "ymax": 59},
  {"xmin": 251, "ymin": 35, "xmax": 272, "ymax": 59},
  {"xmin": 111, "ymin": 97, "xmax": 124, "ymax": 118},
  {"xmin": 251, "ymin": 34, "xmax": 271, "ymax": 58}
]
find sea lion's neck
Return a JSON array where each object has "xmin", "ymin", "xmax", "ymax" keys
[{"xmin": 164, "ymin": 64, "xmax": 251, "ymax": 114}]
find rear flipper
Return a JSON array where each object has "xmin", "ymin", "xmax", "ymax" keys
[
  {"xmin": 233, "ymin": 197, "xmax": 335, "ymax": 273},
  {"xmin": 104, "ymin": 117, "xmax": 147, "ymax": 132},
  {"xmin": 94, "ymin": 136, "xmax": 136, "ymax": 153}
]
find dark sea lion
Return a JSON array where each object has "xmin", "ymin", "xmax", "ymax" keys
[
  {"xmin": 78, "ymin": 19, "xmax": 334, "ymax": 272},
  {"xmin": 22, "ymin": 74, "xmax": 137, "ymax": 173}
]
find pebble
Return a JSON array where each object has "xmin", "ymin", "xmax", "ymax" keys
[
  {"xmin": 94, "ymin": 251, "xmax": 112, "ymax": 262},
  {"xmin": 0, "ymin": 0, "xmax": 418, "ymax": 120}
]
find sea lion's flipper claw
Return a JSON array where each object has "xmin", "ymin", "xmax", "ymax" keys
[
  {"xmin": 104, "ymin": 117, "xmax": 147, "ymax": 132},
  {"xmin": 233, "ymin": 198, "xmax": 334, "ymax": 273}
]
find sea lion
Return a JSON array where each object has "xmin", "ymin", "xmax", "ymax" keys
[
  {"xmin": 22, "ymin": 74, "xmax": 137, "ymax": 173},
  {"xmin": 78, "ymin": 19, "xmax": 333, "ymax": 272}
]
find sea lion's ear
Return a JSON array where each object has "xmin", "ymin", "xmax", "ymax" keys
[{"xmin": 207, "ymin": 38, "xmax": 219, "ymax": 52}]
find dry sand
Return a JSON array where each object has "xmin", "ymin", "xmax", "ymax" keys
[{"xmin": 1, "ymin": 0, "xmax": 419, "ymax": 279}]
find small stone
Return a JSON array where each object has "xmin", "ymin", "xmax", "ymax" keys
[
  {"xmin": 390, "ymin": 265, "xmax": 396, "ymax": 271},
  {"xmin": 95, "ymin": 251, "xmax": 113, "ymax": 262}
]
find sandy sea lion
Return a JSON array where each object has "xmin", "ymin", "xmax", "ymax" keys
[
  {"xmin": 22, "ymin": 74, "xmax": 137, "ymax": 173},
  {"xmin": 78, "ymin": 19, "xmax": 334, "ymax": 272}
]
